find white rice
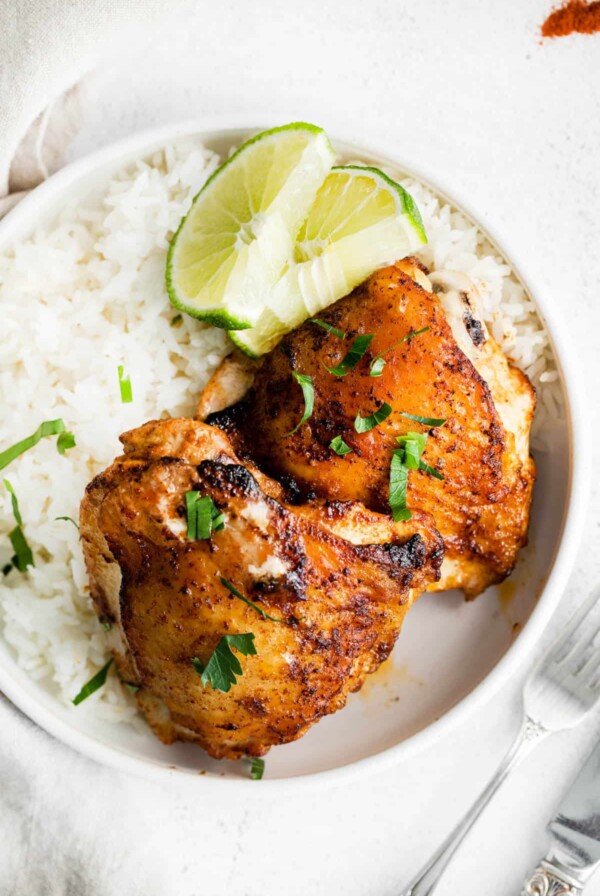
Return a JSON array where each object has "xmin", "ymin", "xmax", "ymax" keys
[{"xmin": 0, "ymin": 139, "xmax": 562, "ymax": 726}]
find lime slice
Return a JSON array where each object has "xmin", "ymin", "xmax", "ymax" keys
[
  {"xmin": 231, "ymin": 165, "xmax": 427, "ymax": 356},
  {"xmin": 166, "ymin": 123, "xmax": 335, "ymax": 329}
]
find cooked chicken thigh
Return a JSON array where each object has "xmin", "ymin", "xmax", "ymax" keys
[
  {"xmin": 80, "ymin": 418, "xmax": 443, "ymax": 759},
  {"xmin": 204, "ymin": 259, "xmax": 535, "ymax": 598}
]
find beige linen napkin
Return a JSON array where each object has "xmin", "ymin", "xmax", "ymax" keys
[{"xmin": 0, "ymin": 0, "xmax": 175, "ymax": 216}]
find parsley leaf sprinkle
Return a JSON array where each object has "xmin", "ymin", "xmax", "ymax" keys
[
  {"xmin": 57, "ymin": 431, "xmax": 76, "ymax": 456},
  {"xmin": 55, "ymin": 515, "xmax": 80, "ymax": 531},
  {"xmin": 418, "ymin": 460, "xmax": 445, "ymax": 480},
  {"xmin": 192, "ymin": 633, "xmax": 257, "ymax": 693},
  {"xmin": 389, "ymin": 451, "xmax": 411, "ymax": 522},
  {"xmin": 3, "ymin": 479, "xmax": 34, "ymax": 573},
  {"xmin": 72, "ymin": 659, "xmax": 113, "ymax": 706},
  {"xmin": 329, "ymin": 436, "xmax": 352, "ymax": 456},
  {"xmin": 247, "ymin": 756, "xmax": 265, "ymax": 780},
  {"xmin": 369, "ymin": 357, "xmax": 386, "ymax": 377},
  {"xmin": 0, "ymin": 419, "xmax": 68, "ymax": 472},
  {"xmin": 220, "ymin": 576, "xmax": 286, "ymax": 624},
  {"xmin": 186, "ymin": 492, "xmax": 225, "ymax": 540},
  {"xmin": 389, "ymin": 431, "xmax": 444, "ymax": 521},
  {"xmin": 354, "ymin": 402, "xmax": 393, "ymax": 433},
  {"xmin": 369, "ymin": 327, "xmax": 430, "ymax": 377},
  {"xmin": 325, "ymin": 333, "xmax": 373, "ymax": 377},
  {"xmin": 311, "ymin": 319, "xmax": 346, "ymax": 339},
  {"xmin": 117, "ymin": 365, "xmax": 133, "ymax": 404},
  {"xmin": 287, "ymin": 372, "xmax": 314, "ymax": 435},
  {"xmin": 400, "ymin": 412, "xmax": 446, "ymax": 427}
]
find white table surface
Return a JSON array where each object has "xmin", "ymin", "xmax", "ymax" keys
[{"xmin": 34, "ymin": 0, "xmax": 600, "ymax": 893}]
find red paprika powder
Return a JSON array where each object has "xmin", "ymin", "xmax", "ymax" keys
[{"xmin": 542, "ymin": 0, "xmax": 600, "ymax": 37}]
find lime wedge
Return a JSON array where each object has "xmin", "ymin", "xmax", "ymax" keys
[
  {"xmin": 231, "ymin": 165, "xmax": 427, "ymax": 356},
  {"xmin": 166, "ymin": 123, "xmax": 335, "ymax": 329}
]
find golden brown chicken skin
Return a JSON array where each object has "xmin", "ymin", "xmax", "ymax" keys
[
  {"xmin": 206, "ymin": 261, "xmax": 535, "ymax": 598},
  {"xmin": 80, "ymin": 418, "xmax": 443, "ymax": 759}
]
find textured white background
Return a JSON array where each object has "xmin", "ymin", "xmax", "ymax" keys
[{"xmin": 10, "ymin": 0, "xmax": 600, "ymax": 893}]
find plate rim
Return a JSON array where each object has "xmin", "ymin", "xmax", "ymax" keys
[{"xmin": 0, "ymin": 114, "xmax": 590, "ymax": 793}]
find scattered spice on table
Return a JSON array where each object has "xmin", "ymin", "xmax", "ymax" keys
[{"xmin": 541, "ymin": 0, "xmax": 600, "ymax": 38}]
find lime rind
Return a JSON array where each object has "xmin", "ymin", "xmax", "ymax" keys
[{"xmin": 166, "ymin": 123, "xmax": 335, "ymax": 329}]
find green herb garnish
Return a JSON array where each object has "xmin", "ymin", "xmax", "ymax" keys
[
  {"xmin": 369, "ymin": 357, "xmax": 386, "ymax": 377},
  {"xmin": 369, "ymin": 327, "xmax": 430, "ymax": 377},
  {"xmin": 389, "ymin": 451, "xmax": 411, "ymax": 522},
  {"xmin": 0, "ymin": 419, "xmax": 69, "ymax": 472},
  {"xmin": 396, "ymin": 432, "xmax": 427, "ymax": 469},
  {"xmin": 311, "ymin": 319, "xmax": 346, "ymax": 339},
  {"xmin": 117, "ymin": 365, "xmax": 133, "ymax": 404},
  {"xmin": 72, "ymin": 658, "xmax": 113, "ymax": 705},
  {"xmin": 354, "ymin": 402, "xmax": 393, "ymax": 433},
  {"xmin": 170, "ymin": 314, "xmax": 183, "ymax": 327},
  {"xmin": 56, "ymin": 432, "xmax": 76, "ymax": 455},
  {"xmin": 325, "ymin": 333, "xmax": 373, "ymax": 377},
  {"xmin": 3, "ymin": 479, "xmax": 34, "ymax": 573},
  {"xmin": 418, "ymin": 460, "xmax": 445, "ymax": 480},
  {"xmin": 185, "ymin": 492, "xmax": 225, "ymax": 540},
  {"xmin": 287, "ymin": 372, "xmax": 314, "ymax": 435},
  {"xmin": 389, "ymin": 431, "xmax": 444, "ymax": 521},
  {"xmin": 192, "ymin": 633, "xmax": 257, "ymax": 693},
  {"xmin": 220, "ymin": 576, "xmax": 286, "ymax": 623},
  {"xmin": 247, "ymin": 756, "xmax": 265, "ymax": 780},
  {"xmin": 55, "ymin": 515, "xmax": 80, "ymax": 531},
  {"xmin": 329, "ymin": 436, "xmax": 352, "ymax": 456},
  {"xmin": 400, "ymin": 412, "xmax": 446, "ymax": 427}
]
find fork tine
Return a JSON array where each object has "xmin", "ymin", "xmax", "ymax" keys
[
  {"xmin": 550, "ymin": 586, "xmax": 600, "ymax": 666},
  {"xmin": 575, "ymin": 646, "xmax": 600, "ymax": 690}
]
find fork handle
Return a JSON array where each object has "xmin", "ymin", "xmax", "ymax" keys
[
  {"xmin": 403, "ymin": 717, "xmax": 548, "ymax": 896},
  {"xmin": 521, "ymin": 859, "xmax": 585, "ymax": 895}
]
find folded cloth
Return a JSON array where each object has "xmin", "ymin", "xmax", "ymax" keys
[{"xmin": 0, "ymin": 0, "xmax": 175, "ymax": 214}]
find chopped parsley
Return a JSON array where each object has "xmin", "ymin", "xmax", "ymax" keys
[
  {"xmin": 354, "ymin": 402, "xmax": 393, "ymax": 433},
  {"xmin": 418, "ymin": 460, "xmax": 444, "ymax": 480},
  {"xmin": 55, "ymin": 515, "xmax": 80, "ymax": 532},
  {"xmin": 247, "ymin": 756, "xmax": 265, "ymax": 780},
  {"xmin": 220, "ymin": 576, "xmax": 286, "ymax": 623},
  {"xmin": 72, "ymin": 659, "xmax": 113, "ymax": 705},
  {"xmin": 185, "ymin": 492, "xmax": 225, "ymax": 540},
  {"xmin": 3, "ymin": 479, "xmax": 34, "ymax": 573},
  {"xmin": 389, "ymin": 431, "xmax": 444, "ymax": 521},
  {"xmin": 329, "ymin": 435, "xmax": 352, "ymax": 456},
  {"xmin": 0, "ymin": 419, "xmax": 71, "ymax": 471},
  {"xmin": 389, "ymin": 451, "xmax": 411, "ymax": 522},
  {"xmin": 117, "ymin": 365, "xmax": 133, "ymax": 404},
  {"xmin": 192, "ymin": 633, "xmax": 257, "ymax": 693},
  {"xmin": 400, "ymin": 412, "xmax": 446, "ymax": 427},
  {"xmin": 57, "ymin": 431, "xmax": 76, "ymax": 455},
  {"xmin": 369, "ymin": 357, "xmax": 386, "ymax": 378},
  {"xmin": 311, "ymin": 318, "xmax": 346, "ymax": 339},
  {"xmin": 369, "ymin": 327, "xmax": 430, "ymax": 377},
  {"xmin": 287, "ymin": 372, "xmax": 314, "ymax": 435},
  {"xmin": 325, "ymin": 333, "xmax": 373, "ymax": 377}
]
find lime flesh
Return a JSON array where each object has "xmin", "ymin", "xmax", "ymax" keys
[
  {"xmin": 231, "ymin": 165, "xmax": 427, "ymax": 356},
  {"xmin": 166, "ymin": 123, "xmax": 335, "ymax": 329}
]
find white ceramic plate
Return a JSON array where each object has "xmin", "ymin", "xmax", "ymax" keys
[{"xmin": 0, "ymin": 118, "xmax": 590, "ymax": 792}]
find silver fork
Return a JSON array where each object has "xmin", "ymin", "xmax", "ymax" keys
[{"xmin": 403, "ymin": 586, "xmax": 600, "ymax": 896}]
